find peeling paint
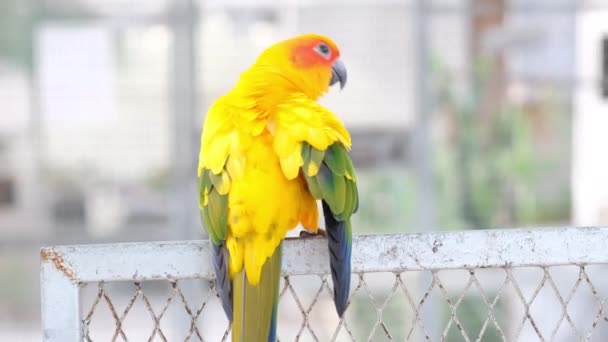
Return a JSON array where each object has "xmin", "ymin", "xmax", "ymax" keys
[{"xmin": 41, "ymin": 247, "xmax": 78, "ymax": 283}]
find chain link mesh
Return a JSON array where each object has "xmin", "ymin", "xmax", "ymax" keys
[{"xmin": 80, "ymin": 264, "xmax": 608, "ymax": 341}]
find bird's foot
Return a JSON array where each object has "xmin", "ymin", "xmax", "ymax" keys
[{"xmin": 299, "ymin": 228, "xmax": 327, "ymax": 238}]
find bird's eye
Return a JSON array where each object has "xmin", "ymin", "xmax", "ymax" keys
[{"xmin": 314, "ymin": 43, "xmax": 331, "ymax": 60}]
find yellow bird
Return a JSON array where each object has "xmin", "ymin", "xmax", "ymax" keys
[{"xmin": 198, "ymin": 33, "xmax": 358, "ymax": 341}]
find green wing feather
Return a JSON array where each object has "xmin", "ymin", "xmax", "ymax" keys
[
  {"xmin": 300, "ymin": 142, "xmax": 358, "ymax": 317},
  {"xmin": 323, "ymin": 144, "xmax": 348, "ymax": 176},
  {"xmin": 304, "ymin": 146, "xmax": 326, "ymax": 177},
  {"xmin": 303, "ymin": 173, "xmax": 323, "ymax": 199},
  {"xmin": 199, "ymin": 168, "xmax": 229, "ymax": 244},
  {"xmin": 199, "ymin": 165, "xmax": 232, "ymax": 320},
  {"xmin": 302, "ymin": 143, "xmax": 358, "ymax": 219}
]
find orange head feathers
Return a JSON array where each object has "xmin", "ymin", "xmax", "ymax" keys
[{"xmin": 237, "ymin": 33, "xmax": 347, "ymax": 102}]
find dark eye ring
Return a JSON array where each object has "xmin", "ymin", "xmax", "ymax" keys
[{"xmin": 315, "ymin": 43, "xmax": 331, "ymax": 59}]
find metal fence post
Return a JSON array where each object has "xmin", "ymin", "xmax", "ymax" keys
[
  {"xmin": 413, "ymin": 1, "xmax": 440, "ymax": 339},
  {"xmin": 169, "ymin": 0, "xmax": 199, "ymax": 240},
  {"xmin": 40, "ymin": 248, "xmax": 81, "ymax": 342}
]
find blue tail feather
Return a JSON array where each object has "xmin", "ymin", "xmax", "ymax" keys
[
  {"xmin": 268, "ymin": 296, "xmax": 278, "ymax": 342},
  {"xmin": 211, "ymin": 242, "xmax": 233, "ymax": 321},
  {"xmin": 323, "ymin": 201, "xmax": 352, "ymax": 317}
]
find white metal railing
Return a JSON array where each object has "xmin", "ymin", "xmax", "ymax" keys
[{"xmin": 40, "ymin": 227, "xmax": 608, "ymax": 341}]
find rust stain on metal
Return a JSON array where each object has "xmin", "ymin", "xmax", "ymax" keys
[{"xmin": 41, "ymin": 247, "xmax": 78, "ymax": 283}]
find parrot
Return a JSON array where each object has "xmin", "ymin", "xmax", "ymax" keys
[{"xmin": 197, "ymin": 33, "xmax": 358, "ymax": 342}]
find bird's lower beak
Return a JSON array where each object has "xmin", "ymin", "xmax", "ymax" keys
[{"xmin": 330, "ymin": 59, "xmax": 347, "ymax": 89}]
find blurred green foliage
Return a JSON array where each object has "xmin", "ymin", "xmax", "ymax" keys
[
  {"xmin": 352, "ymin": 165, "xmax": 415, "ymax": 234},
  {"xmin": 433, "ymin": 58, "xmax": 571, "ymax": 230},
  {"xmin": 407, "ymin": 57, "xmax": 574, "ymax": 341},
  {"xmin": 0, "ymin": 0, "xmax": 37, "ymax": 70},
  {"xmin": 352, "ymin": 54, "xmax": 571, "ymax": 237},
  {"xmin": 0, "ymin": 253, "xmax": 39, "ymax": 320},
  {"xmin": 443, "ymin": 294, "xmax": 505, "ymax": 341}
]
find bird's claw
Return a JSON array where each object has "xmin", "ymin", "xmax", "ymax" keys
[{"xmin": 299, "ymin": 228, "xmax": 327, "ymax": 239}]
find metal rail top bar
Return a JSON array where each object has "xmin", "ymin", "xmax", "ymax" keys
[{"xmin": 40, "ymin": 227, "xmax": 608, "ymax": 284}]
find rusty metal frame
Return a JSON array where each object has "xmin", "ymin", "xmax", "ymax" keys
[{"xmin": 40, "ymin": 227, "xmax": 608, "ymax": 341}]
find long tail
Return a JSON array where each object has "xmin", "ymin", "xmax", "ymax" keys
[
  {"xmin": 232, "ymin": 245, "xmax": 281, "ymax": 342},
  {"xmin": 323, "ymin": 201, "xmax": 352, "ymax": 317},
  {"xmin": 212, "ymin": 242, "xmax": 233, "ymax": 321}
]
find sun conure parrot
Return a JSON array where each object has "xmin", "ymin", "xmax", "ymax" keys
[{"xmin": 197, "ymin": 33, "xmax": 358, "ymax": 342}]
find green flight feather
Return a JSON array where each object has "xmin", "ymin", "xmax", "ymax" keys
[
  {"xmin": 300, "ymin": 143, "xmax": 358, "ymax": 219},
  {"xmin": 206, "ymin": 185, "xmax": 228, "ymax": 243},
  {"xmin": 232, "ymin": 246, "xmax": 282, "ymax": 342},
  {"xmin": 331, "ymin": 173, "xmax": 346, "ymax": 215},
  {"xmin": 305, "ymin": 147, "xmax": 326, "ymax": 176},
  {"xmin": 344, "ymin": 155, "xmax": 356, "ymax": 181},
  {"xmin": 343, "ymin": 180, "xmax": 356, "ymax": 219},
  {"xmin": 199, "ymin": 167, "xmax": 232, "ymax": 321},
  {"xmin": 304, "ymin": 172, "xmax": 323, "ymax": 199},
  {"xmin": 199, "ymin": 170, "xmax": 223, "ymax": 243},
  {"xmin": 350, "ymin": 180, "xmax": 357, "ymax": 216},
  {"xmin": 209, "ymin": 170, "xmax": 230, "ymax": 195},
  {"xmin": 300, "ymin": 142, "xmax": 358, "ymax": 318},
  {"xmin": 301, "ymin": 143, "xmax": 312, "ymax": 170},
  {"xmin": 323, "ymin": 144, "xmax": 347, "ymax": 176},
  {"xmin": 201, "ymin": 208, "xmax": 215, "ymax": 243},
  {"xmin": 316, "ymin": 163, "xmax": 336, "ymax": 210},
  {"xmin": 200, "ymin": 168, "xmax": 212, "ymax": 193},
  {"xmin": 317, "ymin": 164, "xmax": 345, "ymax": 215}
]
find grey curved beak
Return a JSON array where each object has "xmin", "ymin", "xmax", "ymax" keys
[{"xmin": 330, "ymin": 59, "xmax": 347, "ymax": 89}]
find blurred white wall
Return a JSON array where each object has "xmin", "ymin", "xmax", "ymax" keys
[
  {"xmin": 37, "ymin": 24, "xmax": 171, "ymax": 182},
  {"xmin": 573, "ymin": 10, "xmax": 608, "ymax": 225},
  {"xmin": 198, "ymin": 2, "xmax": 469, "ymax": 129},
  {"xmin": 0, "ymin": 66, "xmax": 48, "ymax": 238}
]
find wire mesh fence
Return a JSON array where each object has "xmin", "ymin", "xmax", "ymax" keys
[
  {"xmin": 80, "ymin": 266, "xmax": 608, "ymax": 341},
  {"xmin": 41, "ymin": 228, "xmax": 608, "ymax": 341}
]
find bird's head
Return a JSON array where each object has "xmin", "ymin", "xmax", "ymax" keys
[{"xmin": 246, "ymin": 33, "xmax": 347, "ymax": 100}]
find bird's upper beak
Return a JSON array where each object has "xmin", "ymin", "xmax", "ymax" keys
[{"xmin": 329, "ymin": 59, "xmax": 347, "ymax": 89}]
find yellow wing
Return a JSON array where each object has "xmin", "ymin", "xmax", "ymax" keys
[
  {"xmin": 198, "ymin": 95, "xmax": 269, "ymax": 320},
  {"xmin": 271, "ymin": 93, "xmax": 352, "ymax": 181},
  {"xmin": 198, "ymin": 96, "xmax": 267, "ymax": 177},
  {"xmin": 271, "ymin": 94, "xmax": 358, "ymax": 317},
  {"xmin": 200, "ymin": 93, "xmax": 318, "ymax": 285}
]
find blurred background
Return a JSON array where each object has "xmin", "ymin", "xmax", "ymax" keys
[{"xmin": 1, "ymin": 0, "xmax": 608, "ymax": 340}]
